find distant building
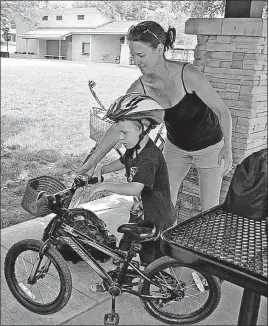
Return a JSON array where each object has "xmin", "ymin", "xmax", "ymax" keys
[
  {"xmin": 166, "ymin": 44, "xmax": 195, "ymax": 63},
  {"xmin": 16, "ymin": 7, "xmax": 137, "ymax": 64}
]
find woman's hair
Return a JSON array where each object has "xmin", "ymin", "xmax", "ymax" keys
[{"xmin": 126, "ymin": 21, "xmax": 176, "ymax": 52}]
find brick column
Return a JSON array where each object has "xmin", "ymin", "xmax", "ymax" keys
[{"xmin": 176, "ymin": 18, "xmax": 267, "ymax": 221}]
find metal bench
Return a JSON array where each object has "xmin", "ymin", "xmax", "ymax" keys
[{"xmin": 44, "ymin": 55, "xmax": 66, "ymax": 60}]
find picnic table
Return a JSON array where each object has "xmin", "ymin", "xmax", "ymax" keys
[
  {"xmin": 44, "ymin": 55, "xmax": 66, "ymax": 60},
  {"xmin": 161, "ymin": 204, "xmax": 268, "ymax": 326}
]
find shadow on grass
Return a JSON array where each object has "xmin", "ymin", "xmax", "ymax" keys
[
  {"xmin": 1, "ymin": 145, "xmax": 125, "ymax": 229},
  {"xmin": 1, "ymin": 146, "xmax": 81, "ymax": 228}
]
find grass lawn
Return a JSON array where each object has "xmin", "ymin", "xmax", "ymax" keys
[{"xmin": 1, "ymin": 58, "xmax": 142, "ymax": 228}]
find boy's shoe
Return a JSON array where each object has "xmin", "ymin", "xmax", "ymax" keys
[{"xmin": 90, "ymin": 282, "xmax": 107, "ymax": 293}]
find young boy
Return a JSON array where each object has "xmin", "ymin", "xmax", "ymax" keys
[{"xmin": 88, "ymin": 93, "xmax": 176, "ymax": 268}]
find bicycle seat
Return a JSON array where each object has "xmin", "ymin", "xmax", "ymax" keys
[{"xmin": 117, "ymin": 221, "xmax": 158, "ymax": 241}]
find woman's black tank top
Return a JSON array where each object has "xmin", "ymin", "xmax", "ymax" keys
[
  {"xmin": 139, "ymin": 64, "xmax": 223, "ymax": 151},
  {"xmin": 164, "ymin": 63, "xmax": 223, "ymax": 151}
]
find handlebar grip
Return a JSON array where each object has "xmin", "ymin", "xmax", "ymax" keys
[
  {"xmin": 88, "ymin": 176, "xmax": 104, "ymax": 184},
  {"xmin": 74, "ymin": 175, "xmax": 104, "ymax": 188},
  {"xmin": 29, "ymin": 196, "xmax": 48, "ymax": 215}
]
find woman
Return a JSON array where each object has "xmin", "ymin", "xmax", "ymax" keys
[{"xmin": 78, "ymin": 21, "xmax": 233, "ymax": 212}]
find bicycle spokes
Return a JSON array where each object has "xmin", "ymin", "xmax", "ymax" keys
[
  {"xmin": 149, "ymin": 266, "xmax": 210, "ymax": 315},
  {"xmin": 15, "ymin": 249, "xmax": 62, "ymax": 305}
]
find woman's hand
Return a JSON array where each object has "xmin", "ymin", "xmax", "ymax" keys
[
  {"xmin": 92, "ymin": 164, "xmax": 103, "ymax": 183},
  {"xmin": 218, "ymin": 144, "xmax": 233, "ymax": 177},
  {"xmin": 76, "ymin": 160, "xmax": 96, "ymax": 177}
]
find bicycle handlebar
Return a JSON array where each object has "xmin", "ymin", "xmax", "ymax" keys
[
  {"xmin": 73, "ymin": 175, "xmax": 104, "ymax": 188},
  {"xmin": 29, "ymin": 175, "xmax": 104, "ymax": 215}
]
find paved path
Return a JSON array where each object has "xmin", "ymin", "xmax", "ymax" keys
[{"xmin": 1, "ymin": 195, "xmax": 267, "ymax": 325}]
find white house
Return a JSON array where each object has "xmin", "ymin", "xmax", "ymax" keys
[{"xmin": 16, "ymin": 7, "xmax": 138, "ymax": 64}]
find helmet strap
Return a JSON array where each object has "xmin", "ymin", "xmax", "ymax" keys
[{"xmin": 127, "ymin": 122, "xmax": 153, "ymax": 158}]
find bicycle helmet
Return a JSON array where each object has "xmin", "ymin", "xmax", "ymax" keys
[
  {"xmin": 104, "ymin": 93, "xmax": 164, "ymax": 126},
  {"xmin": 104, "ymin": 93, "xmax": 164, "ymax": 153}
]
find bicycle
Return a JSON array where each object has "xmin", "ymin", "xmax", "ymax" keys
[{"xmin": 4, "ymin": 174, "xmax": 221, "ymax": 325}]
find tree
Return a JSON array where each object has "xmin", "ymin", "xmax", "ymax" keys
[
  {"xmin": 173, "ymin": 0, "xmax": 267, "ymax": 18},
  {"xmin": 1, "ymin": 1, "xmax": 48, "ymax": 29},
  {"xmin": 2, "ymin": 27, "xmax": 10, "ymax": 41},
  {"xmin": 72, "ymin": 1, "xmax": 146, "ymax": 21},
  {"xmin": 172, "ymin": 0, "xmax": 225, "ymax": 18}
]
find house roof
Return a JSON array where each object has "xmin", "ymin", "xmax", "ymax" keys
[
  {"xmin": 90, "ymin": 21, "xmax": 139, "ymax": 34},
  {"xmin": 19, "ymin": 20, "xmax": 139, "ymax": 39},
  {"xmin": 19, "ymin": 29, "xmax": 73, "ymax": 39}
]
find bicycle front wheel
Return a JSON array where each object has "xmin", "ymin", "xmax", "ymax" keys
[
  {"xmin": 4, "ymin": 239, "xmax": 72, "ymax": 314},
  {"xmin": 139, "ymin": 256, "xmax": 221, "ymax": 325}
]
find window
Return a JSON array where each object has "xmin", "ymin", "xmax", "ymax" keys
[
  {"xmin": 42, "ymin": 16, "xmax": 48, "ymax": 21},
  {"xmin": 82, "ymin": 42, "xmax": 90, "ymax": 54},
  {"xmin": 56, "ymin": 15, "xmax": 62, "ymax": 20},
  {"xmin": 77, "ymin": 15, "xmax": 85, "ymax": 20}
]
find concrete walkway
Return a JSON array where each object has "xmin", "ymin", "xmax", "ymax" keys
[{"xmin": 1, "ymin": 194, "xmax": 268, "ymax": 325}]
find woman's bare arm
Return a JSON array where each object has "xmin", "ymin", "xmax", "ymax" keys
[
  {"xmin": 77, "ymin": 124, "xmax": 121, "ymax": 175},
  {"xmin": 77, "ymin": 79, "xmax": 143, "ymax": 176},
  {"xmin": 101, "ymin": 159, "xmax": 125, "ymax": 174},
  {"xmin": 184, "ymin": 64, "xmax": 233, "ymax": 174}
]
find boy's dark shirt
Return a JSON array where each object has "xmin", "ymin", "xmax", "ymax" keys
[{"xmin": 120, "ymin": 138, "xmax": 176, "ymax": 232}]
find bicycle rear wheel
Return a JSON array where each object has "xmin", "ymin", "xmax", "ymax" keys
[
  {"xmin": 4, "ymin": 239, "xmax": 72, "ymax": 314},
  {"xmin": 139, "ymin": 256, "xmax": 221, "ymax": 325}
]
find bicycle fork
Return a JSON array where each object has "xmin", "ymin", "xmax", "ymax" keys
[{"xmin": 28, "ymin": 243, "xmax": 52, "ymax": 285}]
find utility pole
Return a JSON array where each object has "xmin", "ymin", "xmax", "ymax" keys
[
  {"xmin": 145, "ymin": 1, "xmax": 148, "ymax": 20},
  {"xmin": 3, "ymin": 27, "xmax": 9, "ymax": 52}
]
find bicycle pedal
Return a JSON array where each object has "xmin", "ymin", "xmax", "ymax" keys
[
  {"xmin": 104, "ymin": 312, "xmax": 120, "ymax": 325},
  {"xmin": 112, "ymin": 258, "xmax": 120, "ymax": 266}
]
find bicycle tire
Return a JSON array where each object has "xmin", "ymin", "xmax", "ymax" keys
[
  {"xmin": 139, "ymin": 256, "xmax": 221, "ymax": 325},
  {"xmin": 4, "ymin": 239, "xmax": 72, "ymax": 314}
]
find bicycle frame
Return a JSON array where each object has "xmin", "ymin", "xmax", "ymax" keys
[{"xmin": 38, "ymin": 214, "xmax": 174, "ymax": 299}]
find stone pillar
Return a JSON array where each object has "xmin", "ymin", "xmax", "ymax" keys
[{"xmin": 176, "ymin": 18, "xmax": 267, "ymax": 221}]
